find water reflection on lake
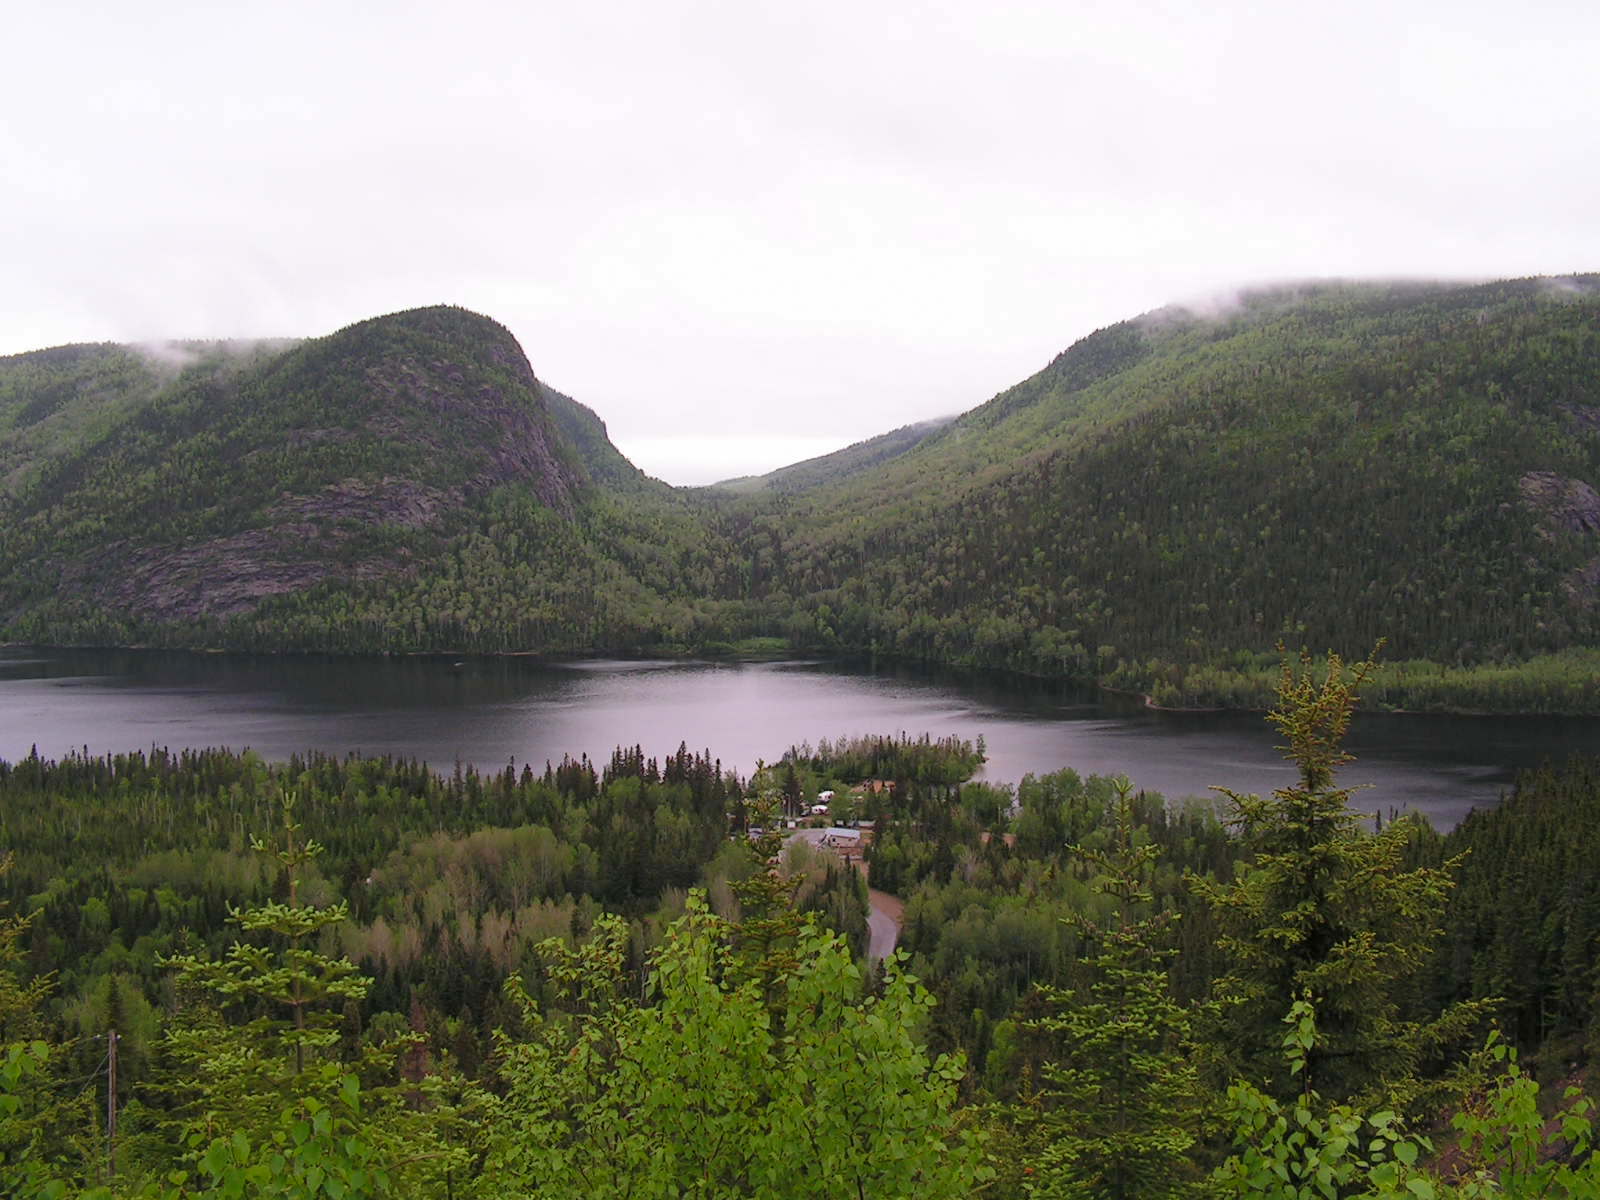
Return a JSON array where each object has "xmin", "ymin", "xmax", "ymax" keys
[{"xmin": 1, "ymin": 648, "xmax": 1595, "ymax": 831}]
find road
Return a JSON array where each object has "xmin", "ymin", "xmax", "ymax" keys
[
  {"xmin": 865, "ymin": 887, "xmax": 903, "ymax": 962},
  {"xmin": 787, "ymin": 827, "xmax": 903, "ymax": 962}
]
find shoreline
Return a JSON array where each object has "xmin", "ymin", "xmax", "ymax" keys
[{"xmin": 5, "ymin": 641, "xmax": 1597, "ymax": 720}]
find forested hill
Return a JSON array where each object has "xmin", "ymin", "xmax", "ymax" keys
[
  {"xmin": 721, "ymin": 276, "xmax": 1600, "ymax": 707},
  {"xmin": 710, "ymin": 415, "xmax": 955, "ymax": 495},
  {"xmin": 0, "ymin": 306, "xmax": 730, "ymax": 652},
  {"xmin": 4, "ymin": 278, "xmax": 1600, "ymax": 709}
]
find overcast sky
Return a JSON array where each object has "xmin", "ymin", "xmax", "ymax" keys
[{"xmin": 3, "ymin": 1, "xmax": 1596, "ymax": 484}]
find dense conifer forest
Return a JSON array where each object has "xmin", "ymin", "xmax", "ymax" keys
[
  {"xmin": 711, "ymin": 278, "xmax": 1600, "ymax": 707},
  {"xmin": 3, "ymin": 276, "xmax": 1599, "ymax": 712},
  {"xmin": 5, "ymin": 281, "xmax": 1600, "ymax": 1188},
  {"xmin": 2, "ymin": 654, "xmax": 1600, "ymax": 1195}
]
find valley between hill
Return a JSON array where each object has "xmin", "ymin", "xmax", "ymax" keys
[{"xmin": 2, "ymin": 276, "xmax": 1597, "ymax": 713}]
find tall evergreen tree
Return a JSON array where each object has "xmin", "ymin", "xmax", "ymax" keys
[
  {"xmin": 156, "ymin": 794, "xmax": 472, "ymax": 1196},
  {"xmin": 1191, "ymin": 648, "xmax": 1486, "ymax": 1108},
  {"xmin": 1017, "ymin": 777, "xmax": 1206, "ymax": 1199},
  {"xmin": 162, "ymin": 794, "xmax": 371, "ymax": 1092},
  {"xmin": 724, "ymin": 774, "xmax": 804, "ymax": 1026}
]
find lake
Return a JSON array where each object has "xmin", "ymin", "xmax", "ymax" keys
[{"xmin": 2, "ymin": 647, "xmax": 1596, "ymax": 831}]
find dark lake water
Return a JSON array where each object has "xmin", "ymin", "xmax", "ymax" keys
[{"xmin": 1, "ymin": 647, "xmax": 1596, "ymax": 831}]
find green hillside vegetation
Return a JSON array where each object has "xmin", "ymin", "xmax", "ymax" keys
[
  {"xmin": 1437, "ymin": 754, "xmax": 1600, "ymax": 1056},
  {"xmin": 1, "ymin": 343, "xmax": 160, "ymax": 495},
  {"xmin": 709, "ymin": 415, "xmax": 954, "ymax": 495},
  {"xmin": 0, "ymin": 308, "xmax": 734, "ymax": 655},
  {"xmin": 728, "ymin": 279, "xmax": 1600, "ymax": 704},
  {"xmin": 0, "ymin": 340, "xmax": 288, "ymax": 499},
  {"xmin": 3, "ymin": 278, "xmax": 1599, "ymax": 711},
  {"xmin": 538, "ymin": 378, "xmax": 658, "ymax": 492},
  {"xmin": 3, "ymin": 656, "xmax": 1599, "ymax": 1195}
]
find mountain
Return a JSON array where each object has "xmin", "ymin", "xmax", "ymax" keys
[
  {"xmin": 709, "ymin": 416, "xmax": 955, "ymax": 495},
  {"xmin": 0, "ymin": 306, "xmax": 724, "ymax": 652},
  {"xmin": 716, "ymin": 277, "xmax": 1600, "ymax": 704},
  {"xmin": 3, "ymin": 279, "xmax": 1598, "ymax": 710}
]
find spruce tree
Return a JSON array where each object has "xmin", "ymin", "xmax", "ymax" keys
[
  {"xmin": 724, "ymin": 769, "xmax": 804, "ymax": 1031},
  {"xmin": 157, "ymin": 793, "xmax": 473, "ymax": 1195},
  {"xmin": 1018, "ymin": 777, "xmax": 1206, "ymax": 1199},
  {"xmin": 1191, "ymin": 648, "xmax": 1486, "ymax": 1108},
  {"xmin": 163, "ymin": 793, "xmax": 371, "ymax": 1090}
]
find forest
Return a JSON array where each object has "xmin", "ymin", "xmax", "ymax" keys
[
  {"xmin": 3, "ymin": 277, "xmax": 1600, "ymax": 712},
  {"xmin": 3, "ymin": 651, "xmax": 1600, "ymax": 1197}
]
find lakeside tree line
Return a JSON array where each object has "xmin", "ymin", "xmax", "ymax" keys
[
  {"xmin": 3, "ymin": 654, "xmax": 1600, "ymax": 1195},
  {"xmin": 705, "ymin": 280, "xmax": 1600, "ymax": 709},
  {"xmin": 5, "ymin": 281, "xmax": 1600, "ymax": 712}
]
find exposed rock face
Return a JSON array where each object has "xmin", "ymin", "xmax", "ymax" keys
[
  {"xmin": 363, "ymin": 357, "xmax": 577, "ymax": 517},
  {"xmin": 15, "ymin": 307, "xmax": 593, "ymax": 626},
  {"xmin": 91, "ymin": 532, "xmax": 349, "ymax": 619},
  {"xmin": 1520, "ymin": 471, "xmax": 1600, "ymax": 612},
  {"xmin": 79, "ymin": 480, "xmax": 446, "ymax": 620},
  {"xmin": 1520, "ymin": 471, "xmax": 1600, "ymax": 537},
  {"xmin": 280, "ymin": 477, "xmax": 449, "ymax": 529}
]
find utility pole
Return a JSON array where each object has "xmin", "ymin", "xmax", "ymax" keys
[{"xmin": 106, "ymin": 1028, "xmax": 117, "ymax": 1180}]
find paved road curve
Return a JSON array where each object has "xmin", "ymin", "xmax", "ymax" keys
[
  {"xmin": 865, "ymin": 888, "xmax": 903, "ymax": 962},
  {"xmin": 788, "ymin": 828, "xmax": 902, "ymax": 962}
]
